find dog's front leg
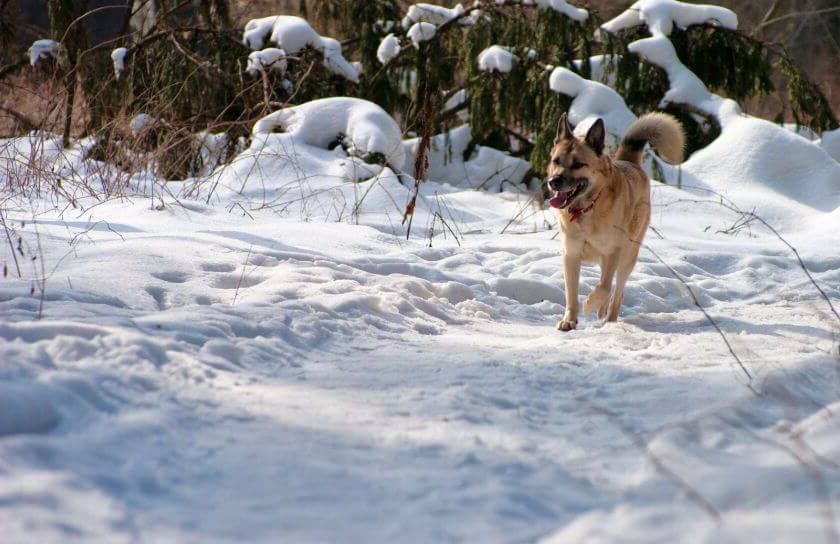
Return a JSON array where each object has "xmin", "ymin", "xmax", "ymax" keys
[{"xmin": 558, "ymin": 248, "xmax": 582, "ymax": 331}]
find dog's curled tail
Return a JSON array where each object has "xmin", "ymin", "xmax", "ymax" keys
[{"xmin": 615, "ymin": 112, "xmax": 685, "ymax": 165}]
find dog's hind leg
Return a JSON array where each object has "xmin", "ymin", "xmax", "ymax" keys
[
  {"xmin": 606, "ymin": 246, "xmax": 641, "ymax": 322},
  {"xmin": 584, "ymin": 251, "xmax": 619, "ymax": 319}
]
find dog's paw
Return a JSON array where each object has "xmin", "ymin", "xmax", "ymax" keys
[
  {"xmin": 556, "ymin": 318, "xmax": 577, "ymax": 332},
  {"xmin": 583, "ymin": 287, "xmax": 610, "ymax": 318}
]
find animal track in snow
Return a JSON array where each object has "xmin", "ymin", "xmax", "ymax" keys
[
  {"xmin": 211, "ymin": 274, "xmax": 266, "ymax": 290},
  {"xmin": 200, "ymin": 262, "xmax": 237, "ymax": 273},
  {"xmin": 151, "ymin": 271, "xmax": 189, "ymax": 284}
]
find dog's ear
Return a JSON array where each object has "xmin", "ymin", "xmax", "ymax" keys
[
  {"xmin": 555, "ymin": 112, "xmax": 573, "ymax": 142},
  {"xmin": 585, "ymin": 118, "xmax": 605, "ymax": 155}
]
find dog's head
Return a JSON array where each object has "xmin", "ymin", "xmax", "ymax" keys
[{"xmin": 545, "ymin": 113, "xmax": 607, "ymax": 211}]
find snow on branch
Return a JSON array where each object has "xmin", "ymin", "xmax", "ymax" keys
[
  {"xmin": 377, "ymin": 34, "xmax": 401, "ymax": 65},
  {"xmin": 401, "ymin": 3, "xmax": 467, "ymax": 28},
  {"xmin": 27, "ymin": 40, "xmax": 63, "ymax": 67},
  {"xmin": 407, "ymin": 22, "xmax": 437, "ymax": 46},
  {"xmin": 111, "ymin": 47, "xmax": 128, "ymax": 79},
  {"xmin": 246, "ymin": 48, "xmax": 288, "ymax": 76},
  {"xmin": 548, "ymin": 67, "xmax": 636, "ymax": 139},
  {"xmin": 528, "ymin": 0, "xmax": 588, "ymax": 22},
  {"xmin": 242, "ymin": 15, "xmax": 359, "ymax": 83},
  {"xmin": 477, "ymin": 46, "xmax": 517, "ymax": 74},
  {"xmin": 601, "ymin": 0, "xmax": 737, "ymax": 37},
  {"xmin": 628, "ymin": 35, "xmax": 741, "ymax": 125}
]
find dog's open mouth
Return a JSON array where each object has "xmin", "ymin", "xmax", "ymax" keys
[{"xmin": 549, "ymin": 179, "xmax": 588, "ymax": 210}]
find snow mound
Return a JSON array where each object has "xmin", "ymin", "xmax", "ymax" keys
[
  {"xmin": 681, "ymin": 116, "xmax": 840, "ymax": 223},
  {"xmin": 819, "ymin": 128, "xmax": 840, "ymax": 163},
  {"xmin": 402, "ymin": 124, "xmax": 531, "ymax": 192},
  {"xmin": 246, "ymin": 48, "xmax": 287, "ymax": 75},
  {"xmin": 477, "ymin": 46, "xmax": 517, "ymax": 73},
  {"xmin": 602, "ymin": 0, "xmax": 737, "ymax": 36},
  {"xmin": 252, "ymin": 98, "xmax": 405, "ymax": 169},
  {"xmin": 549, "ymin": 67, "xmax": 636, "ymax": 139},
  {"xmin": 530, "ymin": 0, "xmax": 589, "ymax": 21},
  {"xmin": 408, "ymin": 22, "xmax": 437, "ymax": 46},
  {"xmin": 377, "ymin": 34, "xmax": 401, "ymax": 65},
  {"xmin": 0, "ymin": 382, "xmax": 60, "ymax": 437}
]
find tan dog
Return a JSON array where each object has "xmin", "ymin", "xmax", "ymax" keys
[{"xmin": 546, "ymin": 113, "xmax": 684, "ymax": 331}]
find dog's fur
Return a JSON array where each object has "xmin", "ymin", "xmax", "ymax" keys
[{"xmin": 546, "ymin": 112, "xmax": 684, "ymax": 331}]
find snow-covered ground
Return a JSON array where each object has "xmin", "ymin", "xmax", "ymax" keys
[{"xmin": 1, "ymin": 113, "xmax": 839, "ymax": 543}]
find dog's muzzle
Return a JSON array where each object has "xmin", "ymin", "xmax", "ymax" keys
[{"xmin": 547, "ymin": 176, "xmax": 589, "ymax": 210}]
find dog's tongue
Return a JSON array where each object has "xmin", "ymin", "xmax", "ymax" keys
[{"xmin": 549, "ymin": 191, "xmax": 570, "ymax": 209}]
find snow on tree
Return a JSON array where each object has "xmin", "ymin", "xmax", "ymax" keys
[{"xmin": 477, "ymin": 46, "xmax": 518, "ymax": 74}]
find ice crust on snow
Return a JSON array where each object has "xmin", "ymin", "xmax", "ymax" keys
[
  {"xmin": 477, "ymin": 46, "xmax": 517, "ymax": 73},
  {"xmin": 246, "ymin": 48, "xmax": 287, "ymax": 75},
  {"xmin": 602, "ymin": 0, "xmax": 737, "ymax": 36},
  {"xmin": 252, "ymin": 97, "xmax": 405, "ymax": 169},
  {"xmin": 110, "ymin": 47, "xmax": 128, "ymax": 79},
  {"xmin": 408, "ymin": 22, "xmax": 437, "ymax": 46},
  {"xmin": 242, "ymin": 15, "xmax": 359, "ymax": 82},
  {"xmin": 377, "ymin": 34, "xmax": 401, "ymax": 65},
  {"xmin": 28, "ymin": 39, "xmax": 61, "ymax": 67}
]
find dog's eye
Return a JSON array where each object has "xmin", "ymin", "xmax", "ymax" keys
[
  {"xmin": 552, "ymin": 158, "xmax": 562, "ymax": 165},
  {"xmin": 571, "ymin": 161, "xmax": 587, "ymax": 169}
]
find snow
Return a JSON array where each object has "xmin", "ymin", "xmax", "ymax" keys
[
  {"xmin": 246, "ymin": 48, "xmax": 287, "ymax": 75},
  {"xmin": 529, "ymin": 0, "xmax": 589, "ymax": 22},
  {"xmin": 402, "ymin": 3, "xmax": 465, "ymax": 28},
  {"xmin": 629, "ymin": 35, "xmax": 741, "ymax": 125},
  {"xmin": 572, "ymin": 54, "xmax": 619, "ymax": 86},
  {"xmin": 477, "ymin": 45, "xmax": 517, "ymax": 73},
  {"xmin": 251, "ymin": 97, "xmax": 405, "ymax": 171},
  {"xmin": 242, "ymin": 16, "xmax": 358, "ymax": 82},
  {"xmin": 377, "ymin": 34, "xmax": 401, "ymax": 65},
  {"xmin": 402, "ymin": 124, "xmax": 532, "ymax": 192},
  {"xmin": 549, "ymin": 67, "xmax": 636, "ymax": 141},
  {"xmin": 602, "ymin": 0, "xmax": 737, "ymax": 36},
  {"xmin": 129, "ymin": 113, "xmax": 157, "ymax": 137},
  {"xmin": 320, "ymin": 37, "xmax": 361, "ymax": 83},
  {"xmin": 27, "ymin": 39, "xmax": 61, "ymax": 67},
  {"xmin": 819, "ymin": 128, "xmax": 840, "ymax": 163},
  {"xmin": 110, "ymin": 47, "xmax": 128, "ymax": 79},
  {"xmin": 194, "ymin": 132, "xmax": 230, "ymax": 176},
  {"xmin": 2, "ymin": 5, "xmax": 840, "ymax": 541},
  {"xmin": 679, "ymin": 116, "xmax": 840, "ymax": 227},
  {"xmin": 1, "ymin": 124, "xmax": 839, "ymax": 542},
  {"xmin": 408, "ymin": 22, "xmax": 437, "ymax": 46}
]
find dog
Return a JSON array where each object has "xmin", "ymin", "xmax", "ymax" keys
[{"xmin": 546, "ymin": 112, "xmax": 684, "ymax": 331}]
